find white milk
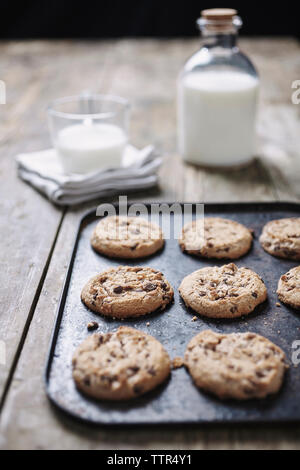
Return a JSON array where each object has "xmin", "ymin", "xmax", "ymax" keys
[
  {"xmin": 56, "ymin": 123, "xmax": 127, "ymax": 174},
  {"xmin": 178, "ymin": 70, "xmax": 259, "ymax": 166}
]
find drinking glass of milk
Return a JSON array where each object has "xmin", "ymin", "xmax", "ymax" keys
[
  {"xmin": 48, "ymin": 93, "xmax": 130, "ymax": 174},
  {"xmin": 178, "ymin": 8, "xmax": 259, "ymax": 167}
]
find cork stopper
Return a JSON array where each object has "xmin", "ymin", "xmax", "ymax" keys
[{"xmin": 201, "ymin": 8, "xmax": 237, "ymax": 20}]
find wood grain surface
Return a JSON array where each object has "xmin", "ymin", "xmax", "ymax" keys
[{"xmin": 0, "ymin": 38, "xmax": 300, "ymax": 449}]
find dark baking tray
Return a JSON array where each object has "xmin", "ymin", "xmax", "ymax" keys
[{"xmin": 45, "ymin": 202, "xmax": 300, "ymax": 426}]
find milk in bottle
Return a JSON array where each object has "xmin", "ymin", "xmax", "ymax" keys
[{"xmin": 178, "ymin": 8, "xmax": 259, "ymax": 167}]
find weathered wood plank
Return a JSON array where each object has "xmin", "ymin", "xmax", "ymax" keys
[
  {"xmin": 0, "ymin": 41, "xmax": 64, "ymax": 401},
  {"xmin": 0, "ymin": 40, "xmax": 115, "ymax": 401},
  {"xmin": 242, "ymin": 37, "xmax": 300, "ymax": 201},
  {"xmin": 1, "ymin": 38, "xmax": 300, "ymax": 449}
]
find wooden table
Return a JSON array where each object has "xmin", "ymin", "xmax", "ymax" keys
[{"xmin": 0, "ymin": 38, "xmax": 300, "ymax": 450}]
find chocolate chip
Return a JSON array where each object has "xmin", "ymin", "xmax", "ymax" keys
[
  {"xmin": 247, "ymin": 333, "xmax": 256, "ymax": 339},
  {"xmin": 230, "ymin": 306, "xmax": 237, "ymax": 313},
  {"xmin": 204, "ymin": 343, "xmax": 217, "ymax": 351},
  {"xmin": 129, "ymin": 366, "xmax": 140, "ymax": 374},
  {"xmin": 251, "ymin": 292, "xmax": 258, "ymax": 298},
  {"xmin": 101, "ymin": 375, "xmax": 115, "ymax": 384},
  {"xmin": 133, "ymin": 385, "xmax": 143, "ymax": 394},
  {"xmin": 144, "ymin": 283, "xmax": 157, "ymax": 292},
  {"xmin": 130, "ymin": 243, "xmax": 138, "ymax": 250},
  {"xmin": 113, "ymin": 286, "xmax": 123, "ymax": 294},
  {"xmin": 84, "ymin": 377, "xmax": 90, "ymax": 386},
  {"xmin": 93, "ymin": 293, "xmax": 98, "ymax": 300},
  {"xmin": 87, "ymin": 321, "xmax": 99, "ymax": 331},
  {"xmin": 161, "ymin": 282, "xmax": 168, "ymax": 291},
  {"xmin": 208, "ymin": 242, "xmax": 214, "ymax": 248},
  {"xmin": 256, "ymin": 370, "xmax": 266, "ymax": 378},
  {"xmin": 148, "ymin": 367, "xmax": 156, "ymax": 376},
  {"xmin": 283, "ymin": 249, "xmax": 297, "ymax": 257}
]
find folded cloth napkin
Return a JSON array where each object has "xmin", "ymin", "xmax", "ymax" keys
[{"xmin": 16, "ymin": 145, "xmax": 162, "ymax": 206}]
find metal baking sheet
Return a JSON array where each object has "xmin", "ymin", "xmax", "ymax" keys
[{"xmin": 45, "ymin": 202, "xmax": 300, "ymax": 425}]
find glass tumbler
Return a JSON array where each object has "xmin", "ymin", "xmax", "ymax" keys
[{"xmin": 48, "ymin": 93, "xmax": 130, "ymax": 174}]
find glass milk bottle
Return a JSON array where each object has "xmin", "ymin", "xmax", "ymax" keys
[{"xmin": 178, "ymin": 8, "xmax": 259, "ymax": 167}]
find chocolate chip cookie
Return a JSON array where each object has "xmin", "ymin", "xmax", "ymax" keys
[
  {"xmin": 277, "ymin": 266, "xmax": 300, "ymax": 309},
  {"xmin": 81, "ymin": 266, "xmax": 174, "ymax": 318},
  {"xmin": 259, "ymin": 218, "xmax": 300, "ymax": 260},
  {"xmin": 184, "ymin": 330, "xmax": 287, "ymax": 400},
  {"xmin": 72, "ymin": 326, "xmax": 171, "ymax": 400},
  {"xmin": 91, "ymin": 216, "xmax": 164, "ymax": 259},
  {"xmin": 179, "ymin": 263, "xmax": 267, "ymax": 318},
  {"xmin": 179, "ymin": 217, "xmax": 253, "ymax": 259}
]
